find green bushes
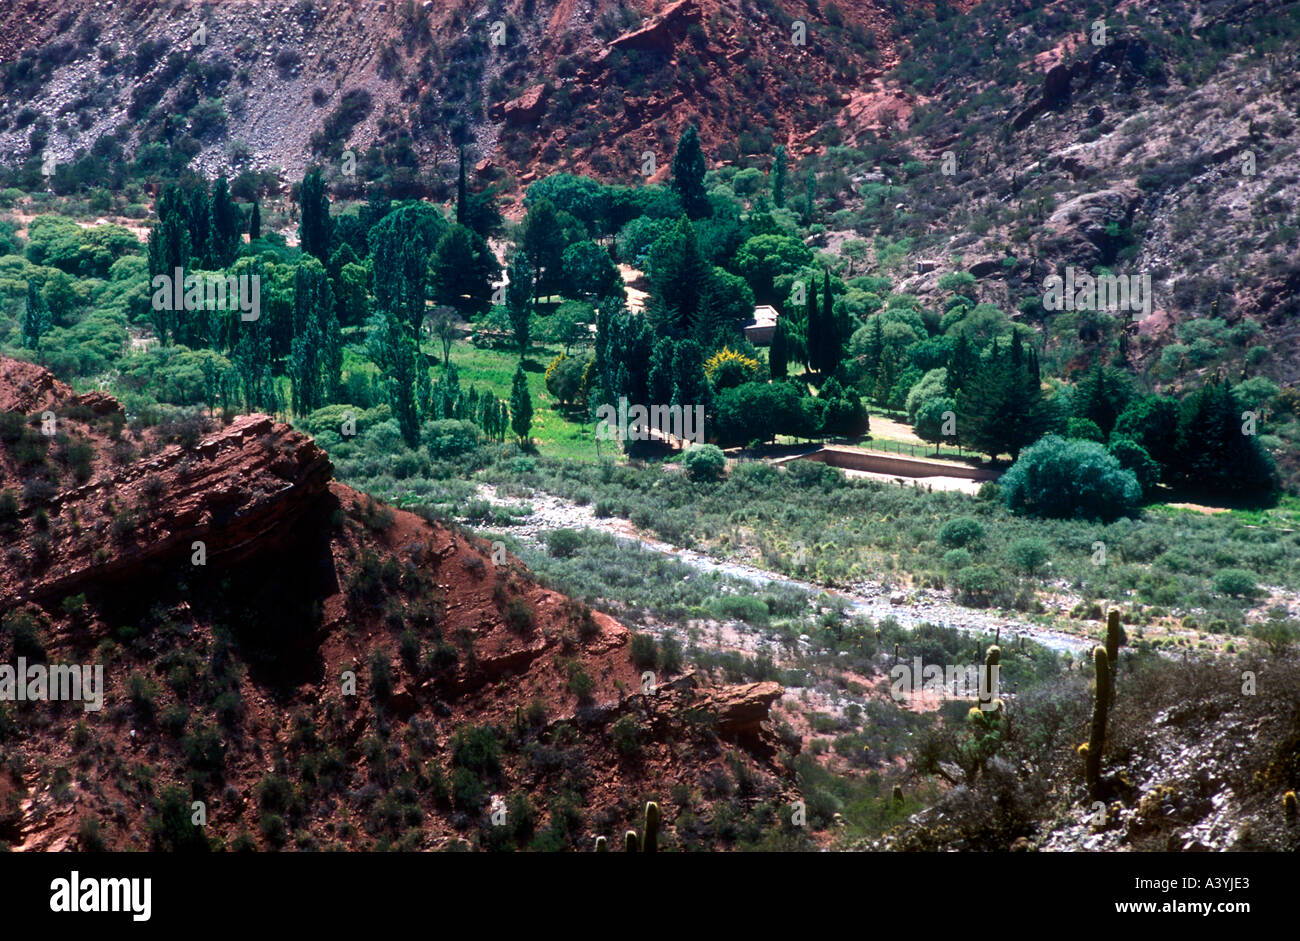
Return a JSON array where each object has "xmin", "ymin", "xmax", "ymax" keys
[
  {"xmin": 1006, "ymin": 537, "xmax": 1050, "ymax": 575},
  {"xmin": 1213, "ymin": 569, "xmax": 1258, "ymax": 598},
  {"xmin": 939, "ymin": 517, "xmax": 985, "ymax": 548},
  {"xmin": 953, "ymin": 564, "xmax": 1008, "ymax": 607},
  {"xmin": 545, "ymin": 527, "xmax": 583, "ymax": 559},
  {"xmin": 683, "ymin": 443, "xmax": 726, "ymax": 481},
  {"xmin": 1001, "ymin": 435, "xmax": 1141, "ymax": 522}
]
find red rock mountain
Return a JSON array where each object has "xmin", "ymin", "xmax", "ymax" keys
[{"xmin": 0, "ymin": 357, "xmax": 790, "ymax": 851}]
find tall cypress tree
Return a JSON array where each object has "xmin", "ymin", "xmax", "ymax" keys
[
  {"xmin": 670, "ymin": 125, "xmax": 710, "ymax": 220},
  {"xmin": 505, "ymin": 252, "xmax": 533, "ymax": 356},
  {"xmin": 818, "ymin": 268, "xmax": 840, "ymax": 376},
  {"xmin": 510, "ymin": 363, "xmax": 533, "ymax": 444},
  {"xmin": 298, "ymin": 165, "xmax": 331, "ymax": 263},
  {"xmin": 956, "ymin": 335, "xmax": 1053, "ymax": 460},
  {"xmin": 210, "ymin": 176, "xmax": 241, "ymax": 268},
  {"xmin": 771, "ymin": 144, "xmax": 788, "ymax": 209},
  {"xmin": 248, "ymin": 199, "xmax": 261, "ymax": 241},
  {"xmin": 947, "ymin": 332, "xmax": 976, "ymax": 395},
  {"xmin": 769, "ymin": 318, "xmax": 789, "ymax": 379},
  {"xmin": 804, "ymin": 276, "xmax": 819, "ymax": 372}
]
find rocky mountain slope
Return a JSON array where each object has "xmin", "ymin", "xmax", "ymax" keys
[
  {"xmin": 0, "ymin": 0, "xmax": 893, "ymax": 188},
  {"xmin": 0, "ymin": 357, "xmax": 792, "ymax": 851}
]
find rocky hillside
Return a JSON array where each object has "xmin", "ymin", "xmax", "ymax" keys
[
  {"xmin": 811, "ymin": 0, "xmax": 1300, "ymax": 388},
  {"xmin": 0, "ymin": 0, "xmax": 893, "ymax": 189},
  {"xmin": 0, "ymin": 357, "xmax": 792, "ymax": 851}
]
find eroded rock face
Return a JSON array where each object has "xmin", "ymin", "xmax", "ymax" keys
[
  {"xmin": 1, "ymin": 373, "xmax": 332, "ymax": 608},
  {"xmin": 608, "ymin": 0, "xmax": 701, "ymax": 54},
  {"xmin": 503, "ymin": 83, "xmax": 549, "ymax": 127}
]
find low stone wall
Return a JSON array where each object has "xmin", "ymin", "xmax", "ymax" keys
[{"xmin": 776, "ymin": 446, "xmax": 1000, "ymax": 482}]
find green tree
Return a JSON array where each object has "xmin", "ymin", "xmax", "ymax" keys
[
  {"xmin": 21, "ymin": 280, "xmax": 51, "ymax": 350},
  {"xmin": 367, "ymin": 309, "xmax": 422, "ymax": 447},
  {"xmin": 815, "ymin": 268, "xmax": 841, "ymax": 376},
  {"xmin": 288, "ymin": 260, "xmax": 340, "ymax": 415},
  {"xmin": 298, "ymin": 165, "xmax": 332, "ymax": 263},
  {"xmin": 956, "ymin": 334, "xmax": 1054, "ymax": 460},
  {"xmin": 646, "ymin": 217, "xmax": 710, "ymax": 337},
  {"xmin": 733, "ymin": 234, "xmax": 813, "ymax": 307},
  {"xmin": 1001, "ymin": 435, "xmax": 1141, "ymax": 521},
  {"xmin": 209, "ymin": 176, "xmax": 241, "ymax": 268},
  {"xmin": 1174, "ymin": 376, "xmax": 1276, "ymax": 501},
  {"xmin": 769, "ymin": 318, "xmax": 789, "ymax": 378},
  {"xmin": 561, "ymin": 240, "xmax": 620, "ymax": 300},
  {"xmin": 1072, "ymin": 361, "xmax": 1134, "ymax": 437},
  {"xmin": 520, "ymin": 198, "xmax": 568, "ymax": 300},
  {"xmin": 510, "ymin": 363, "xmax": 533, "ymax": 444},
  {"xmin": 771, "ymin": 144, "xmax": 787, "ymax": 208},
  {"xmin": 915, "ymin": 395, "xmax": 956, "ymax": 450},
  {"xmin": 431, "ymin": 223, "xmax": 500, "ymax": 317},
  {"xmin": 670, "ymin": 125, "xmax": 710, "ymax": 220},
  {"xmin": 505, "ymin": 252, "xmax": 533, "ymax": 355},
  {"xmin": 248, "ymin": 199, "xmax": 261, "ymax": 240},
  {"xmin": 368, "ymin": 202, "xmax": 446, "ymax": 334}
]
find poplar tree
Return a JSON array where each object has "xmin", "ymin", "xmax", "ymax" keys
[
  {"xmin": 298, "ymin": 165, "xmax": 331, "ymax": 263},
  {"xmin": 21, "ymin": 281, "xmax": 51, "ymax": 350},
  {"xmin": 510, "ymin": 363, "xmax": 533, "ymax": 444},
  {"xmin": 771, "ymin": 144, "xmax": 788, "ymax": 209}
]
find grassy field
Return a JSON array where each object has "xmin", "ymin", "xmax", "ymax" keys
[{"xmin": 425, "ymin": 335, "xmax": 611, "ymax": 463}]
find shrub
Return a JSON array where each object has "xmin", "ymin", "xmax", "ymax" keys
[
  {"xmin": 942, "ymin": 548, "xmax": 972, "ymax": 570},
  {"xmin": 954, "ymin": 564, "xmax": 1008, "ymax": 607},
  {"xmin": 939, "ymin": 517, "xmax": 985, "ymax": 548},
  {"xmin": 630, "ymin": 633, "xmax": 659, "ymax": 669},
  {"xmin": 610, "ymin": 714, "xmax": 641, "ymax": 757},
  {"xmin": 1213, "ymin": 568, "xmax": 1258, "ymax": 598},
  {"xmin": 1001, "ymin": 435, "xmax": 1141, "ymax": 522},
  {"xmin": 545, "ymin": 528, "xmax": 583, "ymax": 559},
  {"xmin": 424, "ymin": 419, "xmax": 481, "ymax": 459},
  {"xmin": 505, "ymin": 598, "xmax": 535, "ymax": 634},
  {"xmin": 683, "ymin": 444, "xmax": 726, "ymax": 481},
  {"xmin": 1006, "ymin": 537, "xmax": 1050, "ymax": 575}
]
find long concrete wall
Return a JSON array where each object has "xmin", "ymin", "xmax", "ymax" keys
[{"xmin": 776, "ymin": 446, "xmax": 1000, "ymax": 481}]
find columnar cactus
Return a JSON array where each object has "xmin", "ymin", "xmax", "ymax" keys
[
  {"xmin": 1085, "ymin": 646, "xmax": 1109, "ymax": 796},
  {"xmin": 609, "ymin": 802, "xmax": 662, "ymax": 852},
  {"xmin": 595, "ymin": 836, "xmax": 608, "ymax": 852},
  {"xmin": 984, "ymin": 644, "xmax": 1001, "ymax": 714},
  {"xmin": 643, "ymin": 801, "xmax": 659, "ymax": 853},
  {"xmin": 1104, "ymin": 609, "xmax": 1124, "ymax": 706},
  {"xmin": 1285, "ymin": 790, "xmax": 1298, "ymax": 822}
]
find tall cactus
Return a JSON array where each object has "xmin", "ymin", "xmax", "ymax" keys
[
  {"xmin": 642, "ymin": 801, "xmax": 659, "ymax": 853},
  {"xmin": 983, "ymin": 644, "xmax": 1001, "ymax": 714},
  {"xmin": 595, "ymin": 835, "xmax": 608, "ymax": 852},
  {"xmin": 1285, "ymin": 791, "xmax": 1298, "ymax": 823},
  {"xmin": 612, "ymin": 801, "xmax": 660, "ymax": 852},
  {"xmin": 1085, "ymin": 645, "xmax": 1109, "ymax": 796},
  {"xmin": 1104, "ymin": 609, "xmax": 1124, "ymax": 706}
]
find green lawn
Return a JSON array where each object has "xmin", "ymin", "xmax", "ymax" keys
[{"xmin": 427, "ymin": 336, "xmax": 613, "ymax": 463}]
